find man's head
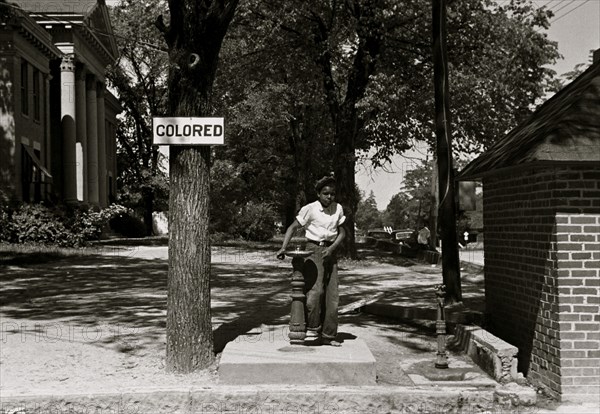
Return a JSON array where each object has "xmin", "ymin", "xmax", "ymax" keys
[
  {"xmin": 315, "ymin": 176, "xmax": 336, "ymax": 193},
  {"xmin": 315, "ymin": 176, "xmax": 336, "ymax": 208}
]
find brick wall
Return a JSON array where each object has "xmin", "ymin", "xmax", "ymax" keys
[{"xmin": 483, "ymin": 165, "xmax": 600, "ymax": 401}]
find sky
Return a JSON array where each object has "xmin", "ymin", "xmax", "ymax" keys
[{"xmin": 357, "ymin": 0, "xmax": 600, "ymax": 209}]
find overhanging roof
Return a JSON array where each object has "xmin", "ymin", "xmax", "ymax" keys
[
  {"xmin": 14, "ymin": 0, "xmax": 118, "ymax": 64},
  {"xmin": 12, "ymin": 1, "xmax": 99, "ymax": 15},
  {"xmin": 0, "ymin": 5, "xmax": 62, "ymax": 59},
  {"xmin": 458, "ymin": 62, "xmax": 600, "ymax": 181}
]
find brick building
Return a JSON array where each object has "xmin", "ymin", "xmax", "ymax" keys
[
  {"xmin": 0, "ymin": 0, "xmax": 120, "ymax": 207},
  {"xmin": 458, "ymin": 60, "xmax": 600, "ymax": 401}
]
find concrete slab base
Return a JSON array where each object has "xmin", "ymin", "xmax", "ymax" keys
[
  {"xmin": 219, "ymin": 336, "xmax": 376, "ymax": 385},
  {"xmin": 0, "ymin": 385, "xmax": 499, "ymax": 414}
]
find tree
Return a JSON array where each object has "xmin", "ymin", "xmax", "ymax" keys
[
  {"xmin": 402, "ymin": 160, "xmax": 434, "ymax": 226},
  {"xmin": 382, "ymin": 192, "xmax": 411, "ymax": 229},
  {"xmin": 355, "ymin": 190, "xmax": 382, "ymax": 231},
  {"xmin": 560, "ymin": 62, "xmax": 592, "ymax": 84},
  {"xmin": 363, "ymin": 0, "xmax": 561, "ymax": 160},
  {"xmin": 212, "ymin": 6, "xmax": 334, "ymax": 227},
  {"xmin": 107, "ymin": 0, "xmax": 170, "ymax": 234},
  {"xmin": 229, "ymin": 0, "xmax": 560, "ymax": 259},
  {"xmin": 156, "ymin": 0, "xmax": 239, "ymax": 373},
  {"xmin": 382, "ymin": 159, "xmax": 434, "ymax": 231}
]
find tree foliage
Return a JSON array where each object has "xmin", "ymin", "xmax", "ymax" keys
[
  {"xmin": 211, "ymin": 0, "xmax": 560, "ymax": 256},
  {"xmin": 212, "ymin": 3, "xmax": 334, "ymax": 228},
  {"xmin": 107, "ymin": 0, "xmax": 170, "ymax": 234},
  {"xmin": 381, "ymin": 159, "xmax": 433, "ymax": 230},
  {"xmin": 382, "ymin": 192, "xmax": 412, "ymax": 229},
  {"xmin": 355, "ymin": 190, "xmax": 382, "ymax": 231},
  {"xmin": 359, "ymin": 0, "xmax": 561, "ymax": 163},
  {"xmin": 107, "ymin": 0, "xmax": 561, "ymax": 250}
]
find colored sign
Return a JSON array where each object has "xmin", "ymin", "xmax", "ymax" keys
[{"xmin": 152, "ymin": 117, "xmax": 224, "ymax": 145}]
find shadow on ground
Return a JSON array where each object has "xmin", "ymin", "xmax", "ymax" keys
[{"xmin": 0, "ymin": 245, "xmax": 483, "ymax": 359}]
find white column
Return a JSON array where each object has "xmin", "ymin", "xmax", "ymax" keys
[
  {"xmin": 75, "ymin": 64, "xmax": 87, "ymax": 202},
  {"xmin": 97, "ymin": 82, "xmax": 107, "ymax": 207},
  {"xmin": 86, "ymin": 74, "xmax": 99, "ymax": 205},
  {"xmin": 60, "ymin": 55, "xmax": 77, "ymax": 203}
]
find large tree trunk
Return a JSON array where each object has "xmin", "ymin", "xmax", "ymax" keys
[
  {"xmin": 167, "ymin": 145, "xmax": 212, "ymax": 371},
  {"xmin": 334, "ymin": 108, "xmax": 359, "ymax": 259},
  {"xmin": 159, "ymin": 0, "xmax": 239, "ymax": 373},
  {"xmin": 289, "ymin": 117, "xmax": 309, "ymax": 219}
]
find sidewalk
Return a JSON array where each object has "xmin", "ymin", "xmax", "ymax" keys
[{"xmin": 0, "ymin": 244, "xmax": 595, "ymax": 413}]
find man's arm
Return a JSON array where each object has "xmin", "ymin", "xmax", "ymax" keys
[
  {"xmin": 276, "ymin": 219, "xmax": 301, "ymax": 259},
  {"xmin": 324, "ymin": 225, "xmax": 346, "ymax": 258}
]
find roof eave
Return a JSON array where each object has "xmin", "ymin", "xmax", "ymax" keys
[{"xmin": 457, "ymin": 160, "xmax": 599, "ymax": 181}]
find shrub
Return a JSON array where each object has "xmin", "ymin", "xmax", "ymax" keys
[
  {"xmin": 209, "ymin": 231, "xmax": 231, "ymax": 244},
  {"xmin": 0, "ymin": 209, "xmax": 11, "ymax": 242},
  {"xmin": 67, "ymin": 203, "xmax": 130, "ymax": 244},
  {"xmin": 0, "ymin": 203, "xmax": 130, "ymax": 246},
  {"xmin": 9, "ymin": 204, "xmax": 73, "ymax": 246},
  {"xmin": 109, "ymin": 210, "xmax": 147, "ymax": 238},
  {"xmin": 233, "ymin": 201, "xmax": 277, "ymax": 242}
]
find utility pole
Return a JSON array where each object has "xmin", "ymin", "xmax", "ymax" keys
[
  {"xmin": 429, "ymin": 158, "xmax": 438, "ymax": 250},
  {"xmin": 432, "ymin": 0, "xmax": 462, "ymax": 304}
]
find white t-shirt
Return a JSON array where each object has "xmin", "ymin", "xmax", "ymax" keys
[{"xmin": 296, "ymin": 201, "xmax": 346, "ymax": 242}]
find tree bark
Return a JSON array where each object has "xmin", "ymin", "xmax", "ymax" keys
[
  {"xmin": 159, "ymin": 0, "xmax": 239, "ymax": 373},
  {"xmin": 333, "ymin": 108, "xmax": 359, "ymax": 259},
  {"xmin": 167, "ymin": 145, "xmax": 213, "ymax": 371},
  {"xmin": 289, "ymin": 117, "xmax": 309, "ymax": 218},
  {"xmin": 433, "ymin": 0, "xmax": 462, "ymax": 304}
]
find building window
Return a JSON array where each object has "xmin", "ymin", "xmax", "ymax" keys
[
  {"xmin": 21, "ymin": 59, "xmax": 29, "ymax": 116},
  {"xmin": 33, "ymin": 69, "xmax": 40, "ymax": 121},
  {"xmin": 21, "ymin": 144, "xmax": 53, "ymax": 203}
]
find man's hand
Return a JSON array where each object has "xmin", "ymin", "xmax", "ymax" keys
[
  {"xmin": 322, "ymin": 247, "xmax": 333, "ymax": 259},
  {"xmin": 276, "ymin": 248, "xmax": 286, "ymax": 260}
]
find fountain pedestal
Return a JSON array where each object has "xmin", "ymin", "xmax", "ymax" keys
[{"xmin": 284, "ymin": 249, "xmax": 312, "ymax": 344}]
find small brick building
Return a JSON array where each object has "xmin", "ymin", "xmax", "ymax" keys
[{"xmin": 458, "ymin": 61, "xmax": 600, "ymax": 401}]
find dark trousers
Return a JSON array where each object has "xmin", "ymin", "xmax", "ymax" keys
[{"xmin": 303, "ymin": 243, "xmax": 339, "ymax": 339}]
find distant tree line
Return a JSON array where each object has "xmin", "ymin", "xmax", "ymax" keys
[{"xmin": 355, "ymin": 158, "xmax": 483, "ymax": 239}]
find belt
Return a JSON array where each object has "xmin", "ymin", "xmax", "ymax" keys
[{"xmin": 307, "ymin": 239, "xmax": 333, "ymax": 247}]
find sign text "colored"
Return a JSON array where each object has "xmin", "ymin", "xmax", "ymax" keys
[{"xmin": 152, "ymin": 117, "xmax": 225, "ymax": 145}]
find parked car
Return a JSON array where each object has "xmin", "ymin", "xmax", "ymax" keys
[
  {"xmin": 367, "ymin": 229, "xmax": 393, "ymax": 241},
  {"xmin": 361, "ymin": 228, "xmax": 416, "ymax": 253},
  {"xmin": 390, "ymin": 229, "xmax": 414, "ymax": 244}
]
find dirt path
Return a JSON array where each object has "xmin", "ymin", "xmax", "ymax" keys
[{"xmin": 0, "ymin": 245, "xmax": 481, "ymax": 395}]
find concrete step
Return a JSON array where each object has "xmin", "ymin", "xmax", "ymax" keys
[{"xmin": 218, "ymin": 336, "xmax": 377, "ymax": 385}]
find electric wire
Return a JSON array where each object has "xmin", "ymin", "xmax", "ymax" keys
[
  {"xmin": 546, "ymin": 0, "xmax": 570, "ymax": 12},
  {"xmin": 551, "ymin": 0, "xmax": 592, "ymax": 23},
  {"xmin": 550, "ymin": 0, "xmax": 578, "ymax": 15}
]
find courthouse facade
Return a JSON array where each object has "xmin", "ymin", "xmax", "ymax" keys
[{"xmin": 0, "ymin": 0, "xmax": 120, "ymax": 207}]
